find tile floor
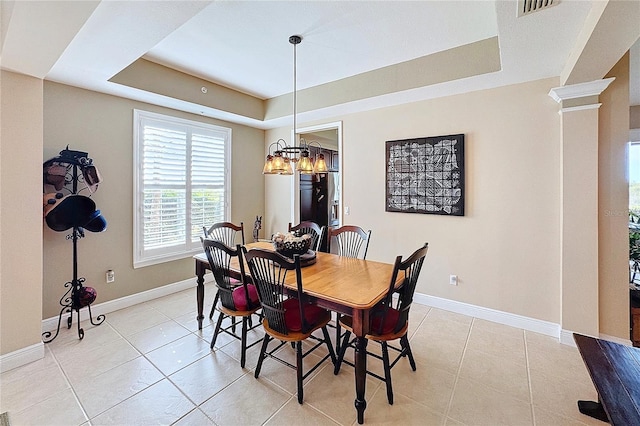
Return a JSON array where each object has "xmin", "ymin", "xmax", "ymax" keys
[{"xmin": 1, "ymin": 283, "xmax": 603, "ymax": 425}]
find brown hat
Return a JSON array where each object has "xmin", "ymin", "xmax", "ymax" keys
[
  {"xmin": 82, "ymin": 165, "xmax": 102, "ymax": 193},
  {"xmin": 45, "ymin": 164, "xmax": 68, "ymax": 191}
]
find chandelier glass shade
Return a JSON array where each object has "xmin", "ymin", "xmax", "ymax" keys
[
  {"xmin": 262, "ymin": 35, "xmax": 327, "ymax": 175},
  {"xmin": 262, "ymin": 138, "xmax": 328, "ymax": 175}
]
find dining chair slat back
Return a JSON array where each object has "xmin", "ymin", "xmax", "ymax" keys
[
  {"xmin": 288, "ymin": 221, "xmax": 325, "ymax": 252},
  {"xmin": 373, "ymin": 242, "xmax": 429, "ymax": 335},
  {"xmin": 201, "ymin": 239, "xmax": 250, "ymax": 311},
  {"xmin": 200, "ymin": 238, "xmax": 261, "ymax": 367},
  {"xmin": 244, "ymin": 248, "xmax": 297, "ymax": 335},
  {"xmin": 328, "ymin": 225, "xmax": 371, "ymax": 259},
  {"xmin": 202, "ymin": 221, "xmax": 245, "ymax": 320},
  {"xmin": 203, "ymin": 221, "xmax": 245, "ymax": 247}
]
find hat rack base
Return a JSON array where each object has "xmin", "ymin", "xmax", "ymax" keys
[
  {"xmin": 41, "ymin": 227, "xmax": 105, "ymax": 343},
  {"xmin": 42, "ymin": 149, "xmax": 106, "ymax": 343},
  {"xmin": 41, "ymin": 259, "xmax": 105, "ymax": 343}
]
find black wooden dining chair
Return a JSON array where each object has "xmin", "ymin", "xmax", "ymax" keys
[
  {"xmin": 327, "ymin": 225, "xmax": 372, "ymax": 353},
  {"xmin": 201, "ymin": 238, "xmax": 261, "ymax": 368},
  {"xmin": 203, "ymin": 221, "xmax": 245, "ymax": 320},
  {"xmin": 288, "ymin": 221, "xmax": 325, "ymax": 252},
  {"xmin": 333, "ymin": 242, "xmax": 429, "ymax": 405},
  {"xmin": 243, "ymin": 247, "xmax": 336, "ymax": 404}
]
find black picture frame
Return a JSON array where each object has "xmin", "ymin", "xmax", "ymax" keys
[{"xmin": 385, "ymin": 134, "xmax": 465, "ymax": 216}]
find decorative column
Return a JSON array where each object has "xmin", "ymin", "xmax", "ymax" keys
[{"xmin": 549, "ymin": 78, "xmax": 614, "ymax": 342}]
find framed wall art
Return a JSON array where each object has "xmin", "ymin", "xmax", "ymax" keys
[{"xmin": 385, "ymin": 134, "xmax": 465, "ymax": 216}]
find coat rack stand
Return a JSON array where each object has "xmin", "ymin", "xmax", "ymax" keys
[{"xmin": 42, "ymin": 149, "xmax": 106, "ymax": 343}]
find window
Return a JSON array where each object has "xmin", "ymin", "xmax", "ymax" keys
[{"xmin": 133, "ymin": 110, "xmax": 231, "ymax": 268}]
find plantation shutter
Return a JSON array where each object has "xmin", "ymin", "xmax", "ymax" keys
[
  {"xmin": 134, "ymin": 110, "xmax": 230, "ymax": 268},
  {"xmin": 190, "ymin": 131, "xmax": 226, "ymax": 242},
  {"xmin": 142, "ymin": 123, "xmax": 187, "ymax": 251}
]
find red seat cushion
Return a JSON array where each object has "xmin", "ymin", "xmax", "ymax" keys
[
  {"xmin": 231, "ymin": 284, "xmax": 259, "ymax": 311},
  {"xmin": 282, "ymin": 298, "xmax": 327, "ymax": 332},
  {"xmin": 370, "ymin": 307, "xmax": 401, "ymax": 335},
  {"xmin": 230, "ymin": 277, "xmax": 240, "ymax": 285}
]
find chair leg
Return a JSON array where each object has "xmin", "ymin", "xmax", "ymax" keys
[
  {"xmin": 381, "ymin": 342, "xmax": 394, "ymax": 405},
  {"xmin": 255, "ymin": 333, "xmax": 270, "ymax": 379},
  {"xmin": 210, "ymin": 311, "xmax": 225, "ymax": 349},
  {"xmin": 209, "ymin": 291, "xmax": 220, "ymax": 320},
  {"xmin": 240, "ymin": 316, "xmax": 248, "ymax": 368},
  {"xmin": 334, "ymin": 330, "xmax": 352, "ymax": 375},
  {"xmin": 209, "ymin": 291, "xmax": 238, "ymax": 334},
  {"xmin": 296, "ymin": 341, "xmax": 304, "ymax": 404},
  {"xmin": 400, "ymin": 334, "xmax": 416, "ymax": 371},
  {"xmin": 321, "ymin": 326, "xmax": 337, "ymax": 365},
  {"xmin": 335, "ymin": 314, "xmax": 342, "ymax": 354}
]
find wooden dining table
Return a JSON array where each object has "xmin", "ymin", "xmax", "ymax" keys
[{"xmin": 194, "ymin": 241, "xmax": 402, "ymax": 424}]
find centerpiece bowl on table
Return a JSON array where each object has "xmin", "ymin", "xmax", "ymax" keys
[{"xmin": 271, "ymin": 232, "xmax": 316, "ymax": 266}]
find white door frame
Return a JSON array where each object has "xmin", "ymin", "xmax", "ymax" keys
[{"xmin": 291, "ymin": 121, "xmax": 343, "ymax": 227}]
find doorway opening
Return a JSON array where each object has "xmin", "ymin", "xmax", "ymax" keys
[
  {"xmin": 628, "ymin": 141, "xmax": 640, "ymax": 345},
  {"xmin": 630, "ymin": 141, "xmax": 639, "ymax": 284},
  {"xmin": 293, "ymin": 122, "xmax": 342, "ymax": 251}
]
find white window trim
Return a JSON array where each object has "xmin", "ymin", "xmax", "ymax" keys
[{"xmin": 133, "ymin": 109, "xmax": 231, "ymax": 268}]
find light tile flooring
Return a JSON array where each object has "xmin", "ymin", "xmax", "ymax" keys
[{"xmin": 1, "ymin": 283, "xmax": 604, "ymax": 425}]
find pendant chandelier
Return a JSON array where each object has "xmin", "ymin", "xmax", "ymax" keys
[{"xmin": 262, "ymin": 35, "xmax": 328, "ymax": 175}]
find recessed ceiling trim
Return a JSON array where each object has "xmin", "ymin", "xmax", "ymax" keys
[
  {"xmin": 265, "ymin": 36, "xmax": 501, "ymax": 121},
  {"xmin": 109, "ymin": 59, "xmax": 264, "ymax": 121}
]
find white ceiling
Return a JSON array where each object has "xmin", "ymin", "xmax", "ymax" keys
[
  {"xmin": 144, "ymin": 1, "xmax": 499, "ymax": 99},
  {"xmin": 1, "ymin": 0, "xmax": 638, "ymax": 129}
]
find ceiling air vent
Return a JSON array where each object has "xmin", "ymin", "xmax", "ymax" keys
[{"xmin": 518, "ymin": 0, "xmax": 559, "ymax": 17}]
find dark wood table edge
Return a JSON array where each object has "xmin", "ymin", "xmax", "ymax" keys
[{"xmin": 573, "ymin": 332, "xmax": 640, "ymax": 425}]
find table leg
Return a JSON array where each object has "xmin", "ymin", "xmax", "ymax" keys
[
  {"xmin": 354, "ymin": 335, "xmax": 368, "ymax": 424},
  {"xmin": 352, "ymin": 309, "xmax": 369, "ymax": 424},
  {"xmin": 577, "ymin": 399, "xmax": 609, "ymax": 423},
  {"xmin": 195, "ymin": 260, "xmax": 205, "ymax": 330}
]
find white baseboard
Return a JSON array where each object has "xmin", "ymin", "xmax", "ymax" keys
[
  {"xmin": 416, "ymin": 293, "xmax": 633, "ymax": 347},
  {"xmin": 4, "ymin": 276, "xmax": 209, "ymax": 372},
  {"xmin": 0, "ymin": 342, "xmax": 45, "ymax": 373},
  {"xmin": 599, "ymin": 333, "xmax": 632, "ymax": 346},
  {"xmin": 559, "ymin": 329, "xmax": 578, "ymax": 347},
  {"xmin": 560, "ymin": 329, "xmax": 632, "ymax": 347},
  {"xmin": 414, "ymin": 292, "xmax": 561, "ymax": 339},
  {"xmin": 42, "ymin": 275, "xmax": 211, "ymax": 332}
]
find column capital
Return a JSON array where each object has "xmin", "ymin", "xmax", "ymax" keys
[{"xmin": 549, "ymin": 77, "xmax": 615, "ymax": 103}]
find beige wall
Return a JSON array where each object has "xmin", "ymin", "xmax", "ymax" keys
[
  {"xmin": 42, "ymin": 82, "xmax": 265, "ymax": 319},
  {"xmin": 631, "ymin": 105, "xmax": 640, "ymax": 129},
  {"xmin": 267, "ymin": 77, "xmax": 562, "ymax": 323},
  {"xmin": 262, "ymin": 127, "xmax": 297, "ymax": 236},
  {"xmin": 559, "ymin": 105, "xmax": 600, "ymax": 335},
  {"xmin": 1, "ymin": 71, "xmax": 44, "ymax": 355},
  {"xmin": 599, "ymin": 53, "xmax": 631, "ymax": 337}
]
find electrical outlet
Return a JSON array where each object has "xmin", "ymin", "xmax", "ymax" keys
[
  {"xmin": 449, "ymin": 274, "xmax": 458, "ymax": 286},
  {"xmin": 106, "ymin": 269, "xmax": 115, "ymax": 283},
  {"xmin": 345, "ymin": 206, "xmax": 351, "ymax": 215}
]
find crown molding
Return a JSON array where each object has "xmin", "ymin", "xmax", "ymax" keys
[{"xmin": 548, "ymin": 77, "xmax": 616, "ymax": 103}]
